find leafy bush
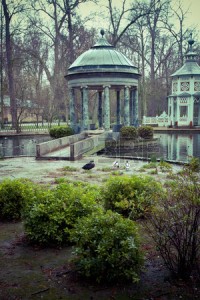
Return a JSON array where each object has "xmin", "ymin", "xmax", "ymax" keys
[
  {"xmin": 23, "ymin": 183, "xmax": 101, "ymax": 245},
  {"xmin": 150, "ymin": 154, "xmax": 157, "ymax": 163},
  {"xmin": 138, "ymin": 126, "xmax": 153, "ymax": 139},
  {"xmin": 70, "ymin": 210, "xmax": 143, "ymax": 283},
  {"xmin": 158, "ymin": 161, "xmax": 172, "ymax": 172},
  {"xmin": 0, "ymin": 178, "xmax": 37, "ymax": 221},
  {"xmin": 148, "ymin": 172, "xmax": 200, "ymax": 280},
  {"xmin": 185, "ymin": 156, "xmax": 200, "ymax": 172},
  {"xmin": 120, "ymin": 126, "xmax": 138, "ymax": 139},
  {"xmin": 102, "ymin": 175, "xmax": 163, "ymax": 219},
  {"xmin": 49, "ymin": 125, "xmax": 74, "ymax": 138}
]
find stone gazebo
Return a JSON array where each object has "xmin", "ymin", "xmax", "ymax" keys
[
  {"xmin": 66, "ymin": 30, "xmax": 140, "ymax": 132},
  {"xmin": 168, "ymin": 34, "xmax": 200, "ymax": 127}
]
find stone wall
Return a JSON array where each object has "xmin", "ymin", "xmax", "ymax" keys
[
  {"xmin": 70, "ymin": 132, "xmax": 108, "ymax": 160},
  {"xmin": 36, "ymin": 132, "xmax": 87, "ymax": 157}
]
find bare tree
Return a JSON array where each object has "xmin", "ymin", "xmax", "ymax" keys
[
  {"xmin": 161, "ymin": 0, "xmax": 191, "ymax": 67},
  {"xmin": 106, "ymin": 0, "xmax": 155, "ymax": 47},
  {"xmin": 2, "ymin": 0, "xmax": 26, "ymax": 130},
  {"xmin": 23, "ymin": 0, "xmax": 94, "ymax": 124}
]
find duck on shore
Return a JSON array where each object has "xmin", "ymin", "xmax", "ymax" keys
[{"xmin": 82, "ymin": 160, "xmax": 95, "ymax": 170}]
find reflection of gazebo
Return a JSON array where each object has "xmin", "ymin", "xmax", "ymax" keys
[
  {"xmin": 66, "ymin": 30, "xmax": 140, "ymax": 132},
  {"xmin": 168, "ymin": 34, "xmax": 200, "ymax": 127}
]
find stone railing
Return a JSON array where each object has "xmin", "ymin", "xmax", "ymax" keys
[
  {"xmin": 36, "ymin": 132, "xmax": 87, "ymax": 157},
  {"xmin": 142, "ymin": 113, "xmax": 168, "ymax": 127},
  {"xmin": 70, "ymin": 132, "xmax": 108, "ymax": 160}
]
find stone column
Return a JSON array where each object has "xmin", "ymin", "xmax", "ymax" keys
[
  {"xmin": 124, "ymin": 86, "xmax": 130, "ymax": 126},
  {"xmin": 198, "ymin": 102, "xmax": 200, "ymax": 126},
  {"xmin": 116, "ymin": 90, "xmax": 121, "ymax": 125},
  {"xmin": 98, "ymin": 91, "xmax": 103, "ymax": 128},
  {"xmin": 104, "ymin": 85, "xmax": 110, "ymax": 131},
  {"xmin": 171, "ymin": 98, "xmax": 174, "ymax": 126},
  {"xmin": 176, "ymin": 98, "xmax": 180, "ymax": 126},
  {"xmin": 168, "ymin": 97, "xmax": 174, "ymax": 126},
  {"xmin": 82, "ymin": 86, "xmax": 89, "ymax": 130},
  {"xmin": 168, "ymin": 97, "xmax": 171, "ymax": 126},
  {"xmin": 132, "ymin": 88, "xmax": 139, "ymax": 127},
  {"xmin": 69, "ymin": 88, "xmax": 75, "ymax": 129},
  {"xmin": 130, "ymin": 89, "xmax": 133, "ymax": 125},
  {"xmin": 188, "ymin": 97, "xmax": 194, "ymax": 126}
]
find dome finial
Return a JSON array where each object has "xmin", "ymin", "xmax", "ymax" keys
[
  {"xmin": 188, "ymin": 32, "xmax": 195, "ymax": 51},
  {"xmin": 100, "ymin": 29, "xmax": 105, "ymax": 37}
]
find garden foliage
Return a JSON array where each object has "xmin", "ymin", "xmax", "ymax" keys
[
  {"xmin": 70, "ymin": 210, "xmax": 143, "ymax": 283},
  {"xmin": 185, "ymin": 156, "xmax": 200, "ymax": 172},
  {"xmin": 0, "ymin": 178, "xmax": 38, "ymax": 220},
  {"xmin": 120, "ymin": 125, "xmax": 154, "ymax": 140},
  {"xmin": 120, "ymin": 126, "xmax": 138, "ymax": 139},
  {"xmin": 137, "ymin": 126, "xmax": 153, "ymax": 139},
  {"xmin": 49, "ymin": 125, "xmax": 74, "ymax": 138},
  {"xmin": 102, "ymin": 175, "xmax": 163, "ymax": 219},
  {"xmin": 148, "ymin": 172, "xmax": 200, "ymax": 279},
  {"xmin": 23, "ymin": 183, "xmax": 101, "ymax": 245}
]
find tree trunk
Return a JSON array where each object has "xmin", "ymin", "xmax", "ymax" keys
[{"xmin": 2, "ymin": 0, "xmax": 17, "ymax": 130}]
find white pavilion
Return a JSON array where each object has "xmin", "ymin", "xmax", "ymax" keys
[{"xmin": 168, "ymin": 34, "xmax": 200, "ymax": 127}]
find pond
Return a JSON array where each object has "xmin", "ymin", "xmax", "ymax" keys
[
  {"xmin": 0, "ymin": 135, "xmax": 51, "ymax": 157},
  {"xmin": 0, "ymin": 133, "xmax": 199, "ymax": 163},
  {"xmin": 154, "ymin": 133, "xmax": 200, "ymax": 163}
]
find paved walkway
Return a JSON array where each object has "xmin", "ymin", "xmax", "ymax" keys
[{"xmin": 42, "ymin": 146, "xmax": 71, "ymax": 158}]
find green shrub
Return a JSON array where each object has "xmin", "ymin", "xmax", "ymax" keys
[
  {"xmin": 49, "ymin": 125, "xmax": 74, "ymax": 138},
  {"xmin": 185, "ymin": 156, "xmax": 200, "ymax": 172},
  {"xmin": 138, "ymin": 126, "xmax": 153, "ymax": 139},
  {"xmin": 23, "ymin": 183, "xmax": 101, "ymax": 245},
  {"xmin": 120, "ymin": 126, "xmax": 138, "ymax": 139},
  {"xmin": 159, "ymin": 161, "xmax": 172, "ymax": 172},
  {"xmin": 150, "ymin": 154, "xmax": 157, "ymax": 163},
  {"xmin": 148, "ymin": 172, "xmax": 200, "ymax": 280},
  {"xmin": 0, "ymin": 178, "xmax": 37, "ymax": 221},
  {"xmin": 70, "ymin": 210, "xmax": 143, "ymax": 283},
  {"xmin": 102, "ymin": 175, "xmax": 163, "ymax": 219}
]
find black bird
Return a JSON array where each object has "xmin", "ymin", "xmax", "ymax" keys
[{"xmin": 82, "ymin": 160, "xmax": 95, "ymax": 170}]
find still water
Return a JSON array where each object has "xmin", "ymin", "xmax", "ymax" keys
[
  {"xmin": 0, "ymin": 133, "xmax": 200, "ymax": 163},
  {"xmin": 0, "ymin": 135, "xmax": 51, "ymax": 157},
  {"xmin": 154, "ymin": 133, "xmax": 200, "ymax": 163}
]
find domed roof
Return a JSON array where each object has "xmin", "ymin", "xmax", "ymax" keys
[
  {"xmin": 68, "ymin": 30, "xmax": 139, "ymax": 76},
  {"xmin": 171, "ymin": 34, "xmax": 200, "ymax": 77}
]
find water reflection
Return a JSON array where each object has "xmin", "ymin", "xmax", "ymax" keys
[
  {"xmin": 0, "ymin": 136, "xmax": 51, "ymax": 157},
  {"xmin": 155, "ymin": 133, "xmax": 200, "ymax": 162},
  {"xmin": 0, "ymin": 133, "xmax": 199, "ymax": 163}
]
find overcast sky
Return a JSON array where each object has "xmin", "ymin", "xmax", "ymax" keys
[
  {"xmin": 79, "ymin": 0, "xmax": 200, "ymax": 35},
  {"xmin": 181, "ymin": 0, "xmax": 200, "ymax": 29}
]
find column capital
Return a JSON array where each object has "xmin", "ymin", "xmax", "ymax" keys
[
  {"xmin": 103, "ymin": 85, "xmax": 111, "ymax": 89},
  {"xmin": 80, "ymin": 85, "xmax": 88, "ymax": 89},
  {"xmin": 130, "ymin": 86, "xmax": 137, "ymax": 91}
]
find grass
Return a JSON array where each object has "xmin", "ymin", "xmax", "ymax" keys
[
  {"xmin": 62, "ymin": 166, "xmax": 78, "ymax": 172},
  {"xmin": 97, "ymin": 167, "xmax": 112, "ymax": 172}
]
